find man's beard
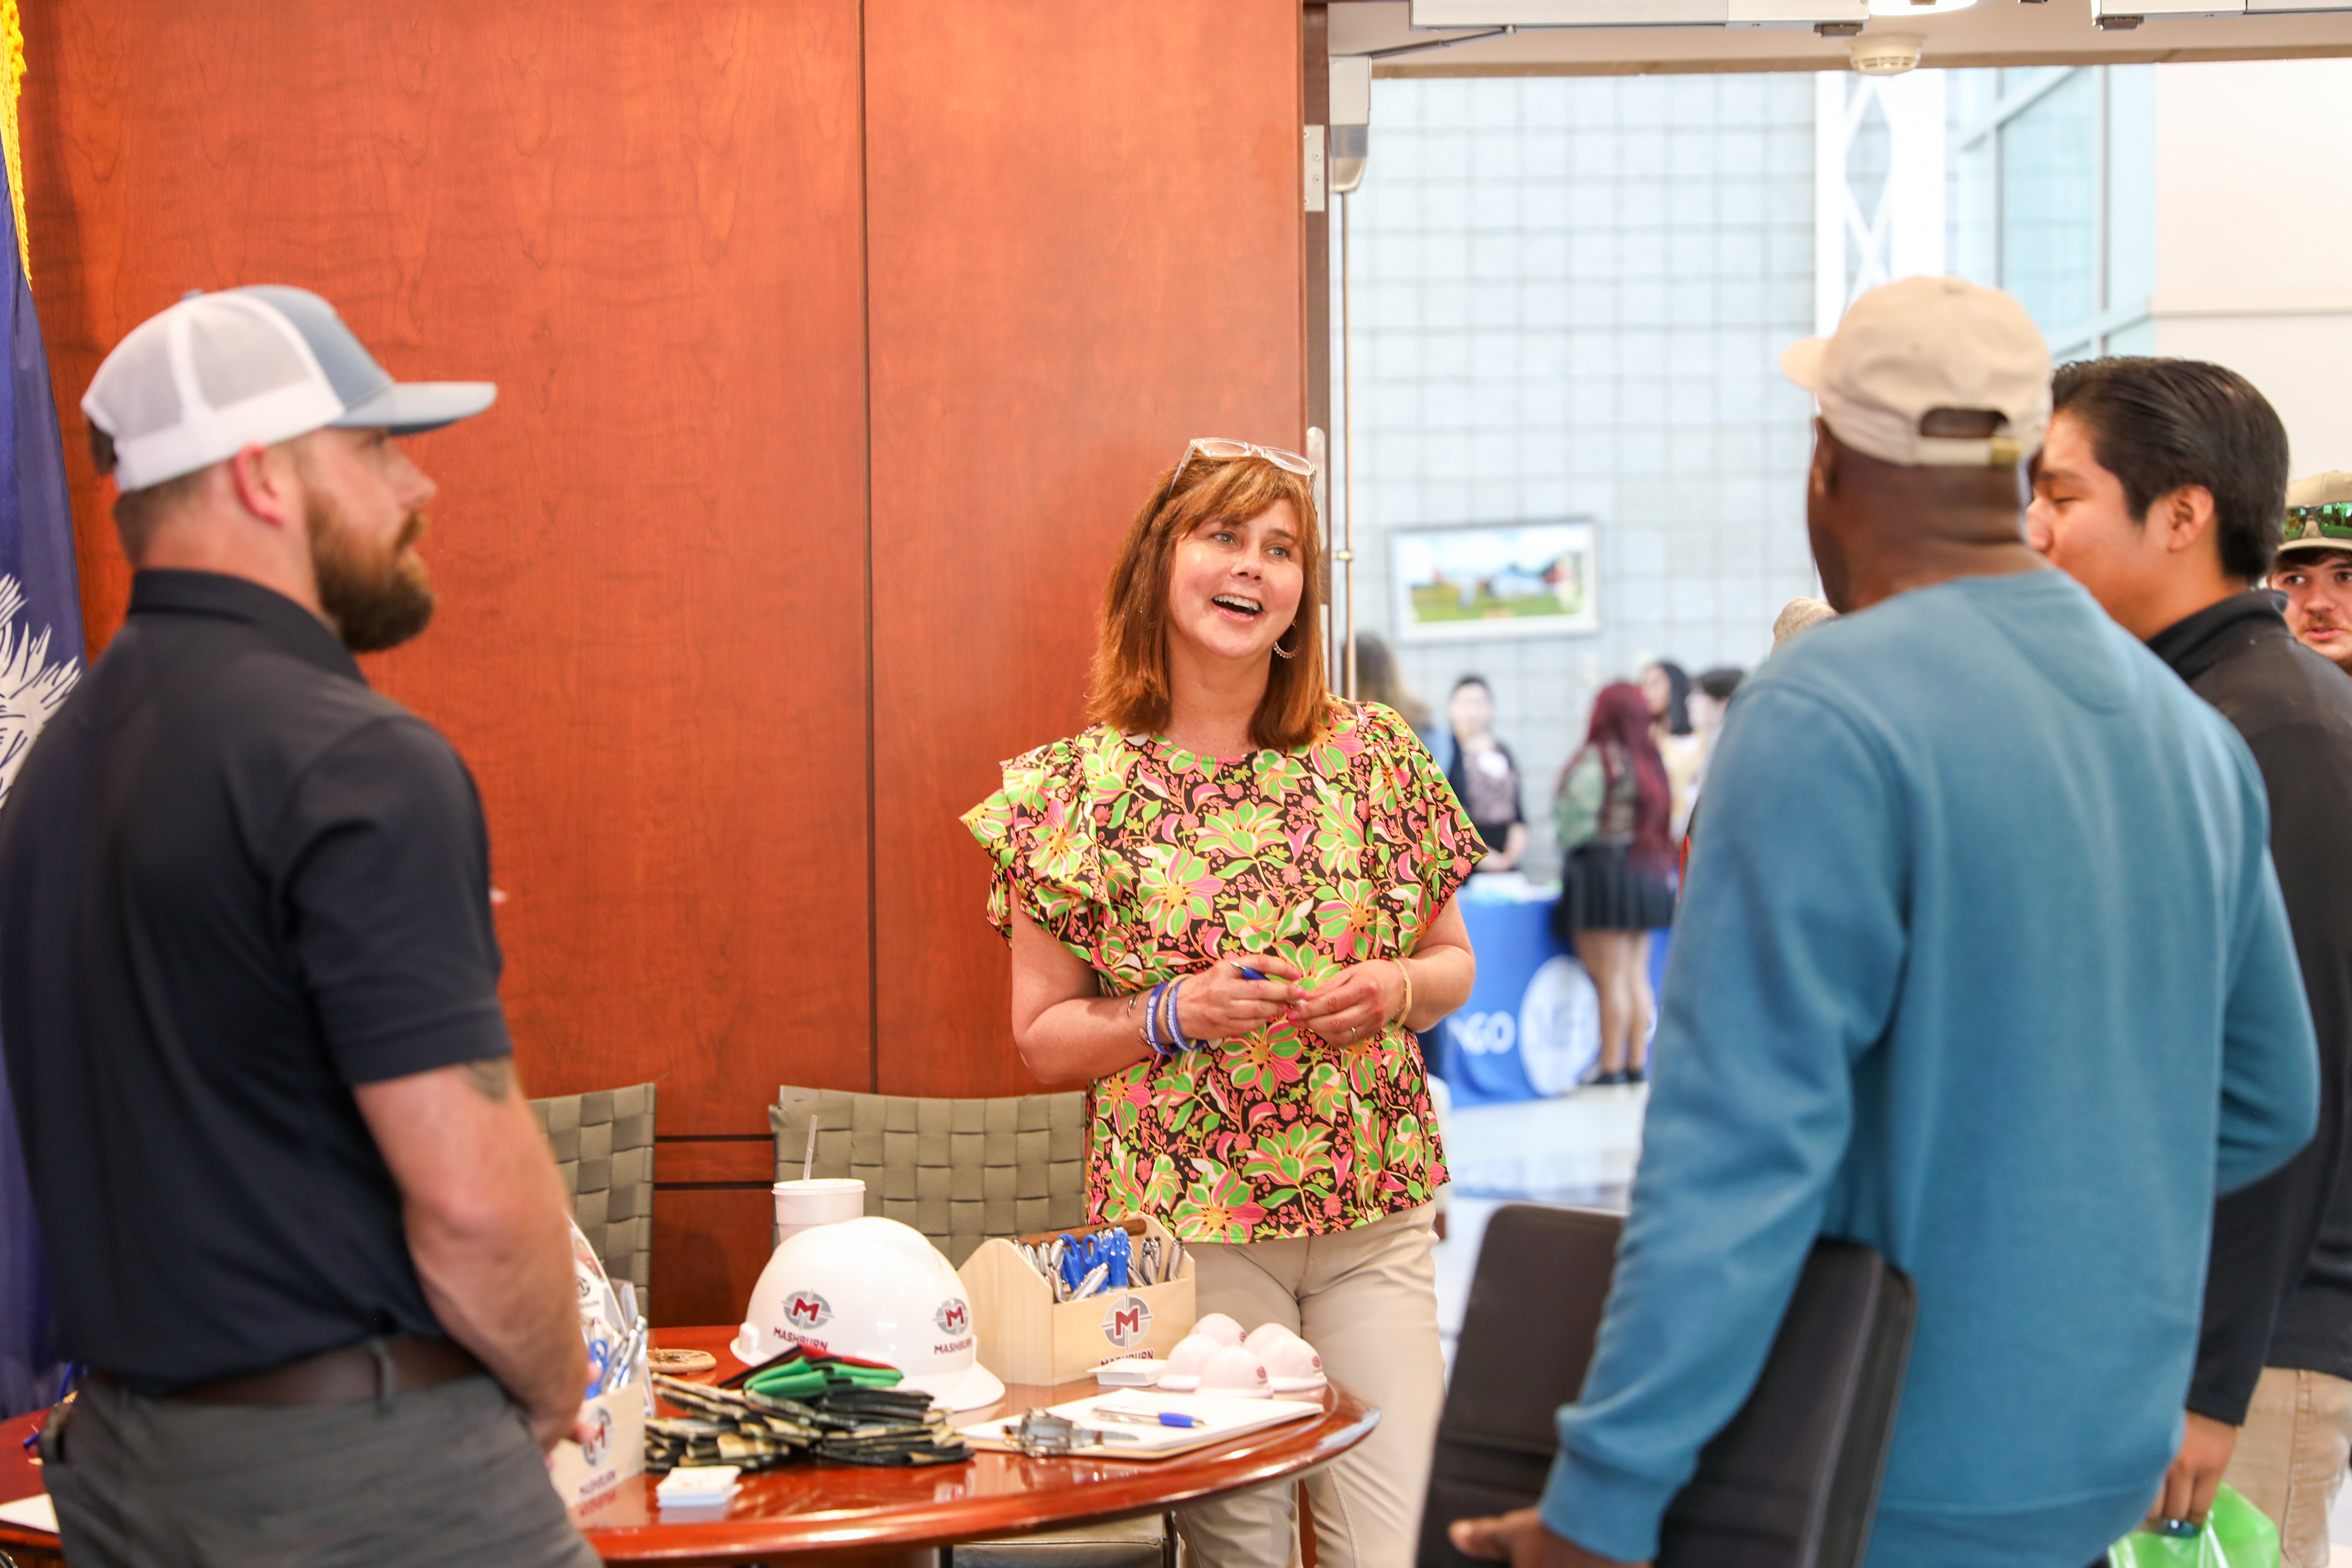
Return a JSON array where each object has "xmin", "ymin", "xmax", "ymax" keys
[{"xmin": 308, "ymin": 492, "xmax": 435, "ymax": 653}]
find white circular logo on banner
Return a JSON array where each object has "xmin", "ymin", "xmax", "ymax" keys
[
  {"xmin": 1455, "ymin": 1012, "xmax": 1517, "ymax": 1056},
  {"xmin": 1519, "ymin": 955, "xmax": 1601, "ymax": 1095}
]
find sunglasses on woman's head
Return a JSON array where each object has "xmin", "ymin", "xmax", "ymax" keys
[{"xmin": 1169, "ymin": 437, "xmax": 1317, "ymax": 491}]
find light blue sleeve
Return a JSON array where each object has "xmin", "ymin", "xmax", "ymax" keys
[
  {"xmin": 2214, "ymin": 775, "xmax": 2318, "ymax": 1197},
  {"xmin": 1536, "ymin": 684, "xmax": 1905, "ymax": 1563}
]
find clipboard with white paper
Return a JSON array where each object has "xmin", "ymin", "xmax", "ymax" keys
[
  {"xmin": 0, "ymin": 1493, "xmax": 56, "ymax": 1533},
  {"xmin": 957, "ymin": 1392, "xmax": 1322, "ymax": 1460}
]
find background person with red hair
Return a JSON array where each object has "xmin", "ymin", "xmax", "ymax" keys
[{"xmin": 1551, "ymin": 682, "xmax": 1677, "ymax": 1085}]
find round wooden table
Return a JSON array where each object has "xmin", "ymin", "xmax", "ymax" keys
[{"xmin": 0, "ymin": 1327, "xmax": 1378, "ymax": 1567}]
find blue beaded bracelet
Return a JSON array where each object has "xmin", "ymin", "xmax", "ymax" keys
[
  {"xmin": 1164, "ymin": 977, "xmax": 1196, "ymax": 1054},
  {"xmin": 1143, "ymin": 980, "xmax": 1170, "ymax": 1060}
]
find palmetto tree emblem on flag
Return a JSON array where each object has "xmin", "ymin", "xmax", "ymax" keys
[
  {"xmin": 0, "ymin": 0, "xmax": 84, "ymax": 1424},
  {"xmin": 0, "ymin": 573, "xmax": 74, "ymax": 804}
]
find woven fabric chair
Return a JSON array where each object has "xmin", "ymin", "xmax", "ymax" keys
[
  {"xmin": 770, "ymin": 1084, "xmax": 1086, "ymax": 1267},
  {"xmin": 774, "ymin": 1084, "xmax": 1156, "ymax": 1568},
  {"xmin": 948, "ymin": 1513, "xmax": 1173, "ymax": 1568},
  {"xmin": 531, "ymin": 1083, "xmax": 657, "ymax": 1324}
]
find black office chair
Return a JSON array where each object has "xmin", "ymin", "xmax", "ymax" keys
[{"xmin": 1418, "ymin": 1204, "xmax": 1915, "ymax": 1568}]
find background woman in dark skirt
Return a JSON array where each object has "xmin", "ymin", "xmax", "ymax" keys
[{"xmin": 1552, "ymin": 682, "xmax": 1676, "ymax": 1084}]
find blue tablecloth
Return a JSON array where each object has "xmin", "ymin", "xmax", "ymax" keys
[{"xmin": 1435, "ymin": 890, "xmax": 1670, "ymax": 1106}]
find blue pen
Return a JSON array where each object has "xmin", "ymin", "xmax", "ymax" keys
[
  {"xmin": 585, "ymin": 1339, "xmax": 612, "ymax": 1399},
  {"xmin": 1234, "ymin": 965, "xmax": 1267, "ymax": 982},
  {"xmin": 1092, "ymin": 1406, "xmax": 1206, "ymax": 1429}
]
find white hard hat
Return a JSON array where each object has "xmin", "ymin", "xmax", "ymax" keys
[
  {"xmin": 733, "ymin": 1217, "xmax": 1005, "ymax": 1411},
  {"xmin": 1199, "ymin": 1344, "xmax": 1273, "ymax": 1399},
  {"xmin": 1158, "ymin": 1332, "xmax": 1220, "ymax": 1390},
  {"xmin": 1191, "ymin": 1312, "xmax": 1246, "ymax": 1347},
  {"xmin": 1260, "ymin": 1336, "xmax": 1327, "ymax": 1393},
  {"xmin": 1242, "ymin": 1324, "xmax": 1327, "ymax": 1393}
]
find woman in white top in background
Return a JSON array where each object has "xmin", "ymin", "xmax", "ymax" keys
[{"xmin": 1442, "ymin": 676, "xmax": 1526, "ymax": 873}]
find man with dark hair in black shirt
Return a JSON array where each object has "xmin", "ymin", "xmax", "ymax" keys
[
  {"xmin": 2033, "ymin": 356, "xmax": 2352, "ymax": 1564},
  {"xmin": 0, "ymin": 288, "xmax": 598, "ymax": 1567}
]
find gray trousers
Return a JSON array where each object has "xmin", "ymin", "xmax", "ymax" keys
[{"xmin": 40, "ymin": 1371, "xmax": 602, "ymax": 1568}]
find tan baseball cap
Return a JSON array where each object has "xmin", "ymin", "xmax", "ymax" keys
[
  {"xmin": 1780, "ymin": 276, "xmax": 2052, "ymax": 470},
  {"xmin": 2281, "ymin": 471, "xmax": 2352, "ymax": 557}
]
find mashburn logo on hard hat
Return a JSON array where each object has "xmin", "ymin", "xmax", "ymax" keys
[
  {"xmin": 781, "ymin": 1290, "xmax": 834, "ymax": 1331},
  {"xmin": 933, "ymin": 1296, "xmax": 974, "ymax": 1355},
  {"xmin": 1101, "ymin": 1294, "xmax": 1152, "ymax": 1349}
]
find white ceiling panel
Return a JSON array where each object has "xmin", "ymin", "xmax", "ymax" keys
[{"xmin": 1335, "ymin": 0, "xmax": 2352, "ymax": 74}]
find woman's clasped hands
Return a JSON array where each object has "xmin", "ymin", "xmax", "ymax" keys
[
  {"xmin": 1288, "ymin": 958, "xmax": 1406, "ymax": 1046},
  {"xmin": 1170, "ymin": 955, "xmax": 1302, "ymax": 1044},
  {"xmin": 1174, "ymin": 954, "xmax": 1405, "ymax": 1048}
]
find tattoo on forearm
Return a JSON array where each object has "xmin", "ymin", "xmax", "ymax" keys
[{"xmin": 461, "ymin": 1057, "xmax": 514, "ymax": 1101}]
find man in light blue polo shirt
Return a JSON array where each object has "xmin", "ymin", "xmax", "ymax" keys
[{"xmin": 1451, "ymin": 277, "xmax": 2319, "ymax": 1568}]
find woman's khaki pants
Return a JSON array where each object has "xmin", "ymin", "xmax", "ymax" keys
[{"xmin": 1174, "ymin": 1204, "xmax": 1445, "ymax": 1568}]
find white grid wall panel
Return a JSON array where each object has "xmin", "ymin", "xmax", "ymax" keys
[{"xmin": 1337, "ymin": 74, "xmax": 1822, "ymax": 878}]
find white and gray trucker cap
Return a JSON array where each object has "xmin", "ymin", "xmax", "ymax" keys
[{"xmin": 81, "ymin": 285, "xmax": 496, "ymax": 492}]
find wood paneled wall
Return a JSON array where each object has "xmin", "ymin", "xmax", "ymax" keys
[
  {"xmin": 22, "ymin": 2, "xmax": 1304, "ymax": 1325},
  {"xmin": 866, "ymin": 1, "xmax": 1306, "ymax": 1100}
]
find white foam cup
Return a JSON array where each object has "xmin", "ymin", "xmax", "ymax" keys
[{"xmin": 771, "ymin": 1178, "xmax": 865, "ymax": 1247}]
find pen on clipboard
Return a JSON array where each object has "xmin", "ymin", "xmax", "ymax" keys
[{"xmin": 1092, "ymin": 1406, "xmax": 1207, "ymax": 1429}]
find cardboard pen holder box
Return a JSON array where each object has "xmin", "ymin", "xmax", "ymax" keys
[
  {"xmin": 550, "ymin": 1381, "xmax": 648, "ymax": 1510},
  {"xmin": 958, "ymin": 1214, "xmax": 1195, "ymax": 1387}
]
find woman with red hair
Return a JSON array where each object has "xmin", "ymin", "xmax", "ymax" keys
[
  {"xmin": 1552, "ymin": 681, "xmax": 1677, "ymax": 1084},
  {"xmin": 963, "ymin": 439, "xmax": 1480, "ymax": 1568}
]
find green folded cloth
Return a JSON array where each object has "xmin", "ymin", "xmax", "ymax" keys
[
  {"xmin": 746, "ymin": 1350, "xmax": 905, "ymax": 1401},
  {"xmin": 746, "ymin": 1364, "xmax": 832, "ymax": 1400}
]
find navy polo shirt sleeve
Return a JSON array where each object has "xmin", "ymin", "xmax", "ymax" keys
[{"xmin": 275, "ymin": 713, "xmax": 514, "ymax": 1085}]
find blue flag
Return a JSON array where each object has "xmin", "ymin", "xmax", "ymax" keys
[{"xmin": 0, "ymin": 145, "xmax": 83, "ymax": 1419}]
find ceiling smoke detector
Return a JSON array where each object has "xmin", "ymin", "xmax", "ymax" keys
[{"xmin": 1848, "ymin": 32, "xmax": 1923, "ymax": 72}]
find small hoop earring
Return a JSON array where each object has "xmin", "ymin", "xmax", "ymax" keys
[{"xmin": 1272, "ymin": 630, "xmax": 1299, "ymax": 660}]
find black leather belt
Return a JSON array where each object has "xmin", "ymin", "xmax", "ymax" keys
[{"xmin": 104, "ymin": 1336, "xmax": 485, "ymax": 1406}]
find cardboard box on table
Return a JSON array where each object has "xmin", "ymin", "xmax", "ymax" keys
[
  {"xmin": 958, "ymin": 1216, "xmax": 1195, "ymax": 1387},
  {"xmin": 549, "ymin": 1383, "xmax": 647, "ymax": 1508}
]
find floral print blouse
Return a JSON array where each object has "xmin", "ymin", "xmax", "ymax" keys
[{"xmin": 962, "ymin": 701, "xmax": 1483, "ymax": 1243}]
